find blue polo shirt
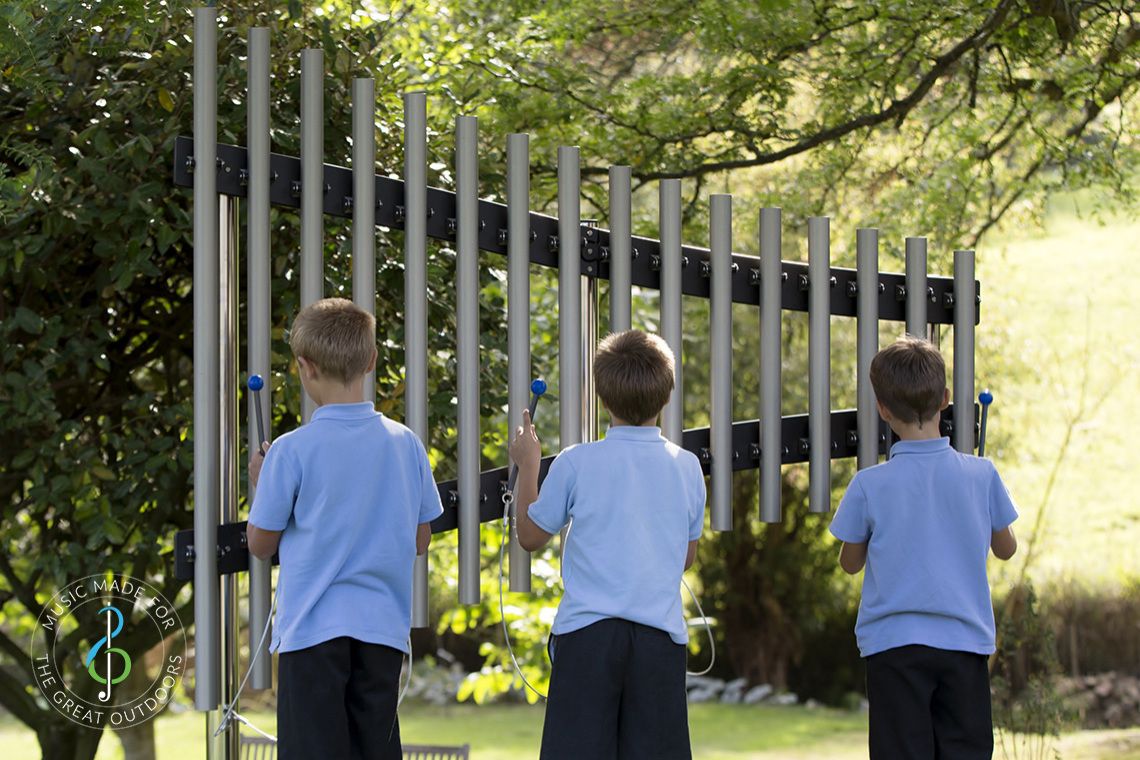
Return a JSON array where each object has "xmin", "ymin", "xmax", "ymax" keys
[
  {"xmin": 527, "ymin": 426, "xmax": 707, "ymax": 645},
  {"xmin": 248, "ymin": 402, "xmax": 443, "ymax": 654},
  {"xmin": 829, "ymin": 437, "xmax": 1018, "ymax": 657}
]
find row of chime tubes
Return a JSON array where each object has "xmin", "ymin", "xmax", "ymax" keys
[{"xmin": 190, "ymin": 9, "xmax": 977, "ymax": 710}]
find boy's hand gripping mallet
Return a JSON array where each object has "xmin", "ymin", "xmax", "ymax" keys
[
  {"xmin": 248, "ymin": 375, "xmax": 268, "ymax": 454},
  {"xmin": 977, "ymin": 389, "xmax": 993, "ymax": 457},
  {"xmin": 505, "ymin": 379, "xmax": 548, "ymax": 502}
]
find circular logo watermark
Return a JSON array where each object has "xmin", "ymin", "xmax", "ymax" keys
[{"xmin": 30, "ymin": 574, "xmax": 186, "ymax": 730}]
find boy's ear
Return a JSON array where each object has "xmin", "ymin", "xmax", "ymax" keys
[
  {"xmin": 875, "ymin": 399, "xmax": 891, "ymax": 424},
  {"xmin": 297, "ymin": 355, "xmax": 317, "ymax": 379},
  {"xmin": 366, "ymin": 346, "xmax": 378, "ymax": 374},
  {"xmin": 940, "ymin": 387, "xmax": 950, "ymax": 410}
]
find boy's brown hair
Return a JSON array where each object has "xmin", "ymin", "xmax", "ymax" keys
[
  {"xmin": 869, "ymin": 335, "xmax": 947, "ymax": 427},
  {"xmin": 594, "ymin": 330, "xmax": 675, "ymax": 425},
  {"xmin": 289, "ymin": 298, "xmax": 376, "ymax": 384}
]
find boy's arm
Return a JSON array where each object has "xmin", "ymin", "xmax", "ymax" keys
[
  {"xmin": 838, "ymin": 541, "xmax": 868, "ymax": 574},
  {"xmin": 684, "ymin": 540, "xmax": 698, "ymax": 571},
  {"xmin": 991, "ymin": 526, "xmax": 1017, "ymax": 560},
  {"xmin": 416, "ymin": 523, "xmax": 431, "ymax": 556},
  {"xmin": 516, "ymin": 464, "xmax": 554, "ymax": 552},
  {"xmin": 509, "ymin": 409, "xmax": 556, "ymax": 552},
  {"xmin": 247, "ymin": 525, "xmax": 281, "ymax": 561}
]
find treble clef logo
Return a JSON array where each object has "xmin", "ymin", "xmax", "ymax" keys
[{"xmin": 83, "ymin": 606, "xmax": 131, "ymax": 703}]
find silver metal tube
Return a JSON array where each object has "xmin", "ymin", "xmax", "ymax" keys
[
  {"xmin": 404, "ymin": 92, "xmax": 430, "ymax": 627},
  {"xmin": 582, "ymin": 220, "xmax": 599, "ymax": 444},
  {"xmin": 558, "ymin": 147, "xmax": 581, "ymax": 450},
  {"xmin": 759, "ymin": 208, "xmax": 782, "ymax": 523},
  {"xmin": 300, "ymin": 48, "xmax": 323, "ymax": 423},
  {"xmin": 456, "ymin": 116, "xmax": 480, "ymax": 605},
  {"xmin": 353, "ymin": 78, "xmax": 376, "ymax": 404},
  {"xmin": 905, "ymin": 237, "xmax": 928, "ymax": 338},
  {"xmin": 507, "ymin": 133, "xmax": 531, "ymax": 592},
  {"xmin": 808, "ymin": 217, "xmax": 831, "ymax": 513},
  {"xmin": 216, "ymin": 196, "xmax": 241, "ymax": 760},
  {"xmin": 709, "ymin": 194, "xmax": 732, "ymax": 531},
  {"xmin": 953, "ymin": 250, "xmax": 976, "ymax": 453},
  {"xmin": 659, "ymin": 179, "xmax": 683, "ymax": 444},
  {"xmin": 245, "ymin": 26, "xmax": 272, "ymax": 693},
  {"xmin": 192, "ymin": 4, "xmax": 219, "ymax": 714},
  {"xmin": 856, "ymin": 228, "xmax": 880, "ymax": 469},
  {"xmin": 608, "ymin": 166, "xmax": 632, "ymax": 333}
]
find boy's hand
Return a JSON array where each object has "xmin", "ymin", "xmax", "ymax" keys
[
  {"xmin": 509, "ymin": 409, "xmax": 541, "ymax": 473},
  {"xmin": 248, "ymin": 441, "xmax": 270, "ymax": 488}
]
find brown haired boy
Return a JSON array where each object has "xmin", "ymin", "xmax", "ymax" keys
[
  {"xmin": 247, "ymin": 297, "xmax": 443, "ymax": 759},
  {"xmin": 510, "ymin": 329, "xmax": 706, "ymax": 759},
  {"xmin": 830, "ymin": 335, "xmax": 1018, "ymax": 759}
]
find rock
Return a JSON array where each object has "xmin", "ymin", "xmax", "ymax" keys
[
  {"xmin": 720, "ymin": 678, "xmax": 748, "ymax": 704},
  {"xmin": 743, "ymin": 684, "xmax": 773, "ymax": 704},
  {"xmin": 769, "ymin": 692, "xmax": 798, "ymax": 706},
  {"xmin": 805, "ymin": 698, "xmax": 821, "ymax": 709}
]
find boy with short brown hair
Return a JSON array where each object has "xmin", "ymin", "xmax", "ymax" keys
[
  {"xmin": 247, "ymin": 297, "xmax": 443, "ymax": 760},
  {"xmin": 831, "ymin": 335, "xmax": 1018, "ymax": 759},
  {"xmin": 510, "ymin": 329, "xmax": 706, "ymax": 760}
]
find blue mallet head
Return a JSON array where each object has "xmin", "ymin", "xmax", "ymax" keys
[
  {"xmin": 531, "ymin": 378, "xmax": 548, "ymax": 396},
  {"xmin": 248, "ymin": 374, "xmax": 265, "ymax": 392},
  {"xmin": 979, "ymin": 389, "xmax": 993, "ymax": 406}
]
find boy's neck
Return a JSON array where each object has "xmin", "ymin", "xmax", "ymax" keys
[
  {"xmin": 309, "ymin": 377, "xmax": 368, "ymax": 408},
  {"xmin": 609, "ymin": 415, "xmax": 658, "ymax": 428},
  {"xmin": 891, "ymin": 416, "xmax": 944, "ymax": 441}
]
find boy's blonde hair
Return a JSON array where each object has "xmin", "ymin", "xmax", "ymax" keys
[
  {"xmin": 289, "ymin": 298, "xmax": 376, "ymax": 384},
  {"xmin": 870, "ymin": 335, "xmax": 947, "ymax": 427},
  {"xmin": 594, "ymin": 330, "xmax": 675, "ymax": 426}
]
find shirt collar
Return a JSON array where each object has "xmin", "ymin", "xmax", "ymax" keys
[
  {"xmin": 603, "ymin": 425, "xmax": 665, "ymax": 441},
  {"xmin": 310, "ymin": 402, "xmax": 379, "ymax": 421},
  {"xmin": 889, "ymin": 436, "xmax": 952, "ymax": 456}
]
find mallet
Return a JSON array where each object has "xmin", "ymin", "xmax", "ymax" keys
[
  {"xmin": 248, "ymin": 374, "xmax": 267, "ymax": 452},
  {"xmin": 506, "ymin": 378, "xmax": 548, "ymax": 494},
  {"xmin": 977, "ymin": 389, "xmax": 993, "ymax": 457}
]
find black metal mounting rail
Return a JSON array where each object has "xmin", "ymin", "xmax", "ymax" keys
[
  {"xmin": 172, "ymin": 136, "xmax": 980, "ymax": 324},
  {"xmin": 172, "ymin": 404, "xmax": 973, "ymax": 580}
]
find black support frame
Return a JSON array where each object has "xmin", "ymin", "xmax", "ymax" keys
[{"xmin": 172, "ymin": 136, "xmax": 982, "ymax": 578}]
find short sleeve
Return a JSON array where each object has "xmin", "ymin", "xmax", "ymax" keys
[
  {"xmin": 415, "ymin": 437, "xmax": 444, "ymax": 524},
  {"xmin": 248, "ymin": 443, "xmax": 299, "ymax": 531},
  {"xmin": 988, "ymin": 464, "xmax": 1019, "ymax": 532},
  {"xmin": 687, "ymin": 455, "xmax": 707, "ymax": 541},
  {"xmin": 527, "ymin": 451, "xmax": 575, "ymax": 535},
  {"xmin": 830, "ymin": 476, "xmax": 871, "ymax": 544}
]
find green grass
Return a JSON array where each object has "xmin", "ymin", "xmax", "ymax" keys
[
  {"xmin": 2, "ymin": 704, "xmax": 1138, "ymax": 759},
  {"xmin": 977, "ymin": 194, "xmax": 1140, "ymax": 586}
]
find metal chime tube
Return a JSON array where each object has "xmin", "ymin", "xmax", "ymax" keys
[
  {"xmin": 953, "ymin": 250, "xmax": 976, "ymax": 453},
  {"xmin": 352, "ymin": 77, "xmax": 376, "ymax": 403},
  {"xmin": 215, "ymin": 195, "xmax": 241, "ymax": 760},
  {"xmin": 456, "ymin": 116, "xmax": 480, "ymax": 605},
  {"xmin": 582, "ymin": 219, "xmax": 599, "ymax": 444},
  {"xmin": 245, "ymin": 25, "xmax": 272, "ymax": 693},
  {"xmin": 300, "ymin": 48, "xmax": 323, "ymax": 423},
  {"xmin": 507, "ymin": 133, "xmax": 532, "ymax": 592},
  {"xmin": 856, "ymin": 228, "xmax": 880, "ymax": 469},
  {"xmin": 709, "ymin": 194, "xmax": 733, "ymax": 531},
  {"xmin": 608, "ymin": 166, "xmax": 632, "ymax": 333},
  {"xmin": 659, "ymin": 180, "xmax": 683, "ymax": 444},
  {"xmin": 808, "ymin": 216, "xmax": 831, "ymax": 514},
  {"xmin": 192, "ymin": 3, "xmax": 219, "ymax": 713},
  {"xmin": 759, "ymin": 208, "xmax": 782, "ymax": 523},
  {"xmin": 404, "ymin": 92, "xmax": 431, "ymax": 627},
  {"xmin": 558, "ymin": 148, "xmax": 582, "ymax": 450},
  {"xmin": 905, "ymin": 237, "xmax": 928, "ymax": 339}
]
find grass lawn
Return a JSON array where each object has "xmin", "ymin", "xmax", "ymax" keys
[
  {"xmin": 977, "ymin": 194, "xmax": 1140, "ymax": 587},
  {"xmin": 2, "ymin": 703, "xmax": 1139, "ymax": 759}
]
